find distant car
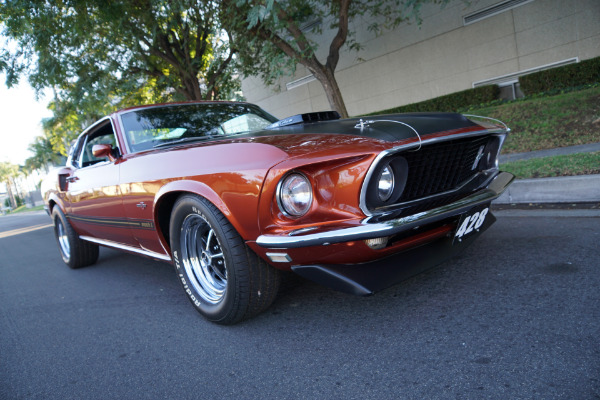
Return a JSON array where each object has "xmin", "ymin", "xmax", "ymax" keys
[{"xmin": 43, "ymin": 101, "xmax": 513, "ymax": 324}]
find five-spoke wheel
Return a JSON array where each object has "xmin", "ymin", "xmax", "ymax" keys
[
  {"xmin": 170, "ymin": 195, "xmax": 281, "ymax": 324},
  {"xmin": 51, "ymin": 206, "xmax": 99, "ymax": 269},
  {"xmin": 180, "ymin": 214, "xmax": 227, "ymax": 304}
]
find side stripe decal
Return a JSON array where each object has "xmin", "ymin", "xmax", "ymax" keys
[{"xmin": 67, "ymin": 215, "xmax": 155, "ymax": 230}]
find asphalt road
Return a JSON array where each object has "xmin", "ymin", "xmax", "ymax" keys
[{"xmin": 1, "ymin": 210, "xmax": 599, "ymax": 399}]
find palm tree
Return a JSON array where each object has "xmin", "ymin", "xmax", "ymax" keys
[{"xmin": 0, "ymin": 162, "xmax": 20, "ymax": 209}]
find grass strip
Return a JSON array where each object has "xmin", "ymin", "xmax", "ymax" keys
[
  {"xmin": 500, "ymin": 152, "xmax": 600, "ymax": 179},
  {"xmin": 465, "ymin": 86, "xmax": 600, "ymax": 154},
  {"xmin": 6, "ymin": 205, "xmax": 45, "ymax": 215}
]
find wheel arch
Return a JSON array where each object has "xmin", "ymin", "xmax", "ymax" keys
[
  {"xmin": 153, "ymin": 180, "xmax": 245, "ymax": 255},
  {"xmin": 46, "ymin": 193, "xmax": 66, "ymax": 216}
]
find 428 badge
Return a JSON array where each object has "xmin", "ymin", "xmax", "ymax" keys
[{"xmin": 454, "ymin": 206, "xmax": 490, "ymax": 242}]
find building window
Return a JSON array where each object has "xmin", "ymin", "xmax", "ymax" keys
[
  {"xmin": 286, "ymin": 74, "xmax": 317, "ymax": 91},
  {"xmin": 473, "ymin": 58, "xmax": 578, "ymax": 100},
  {"xmin": 463, "ymin": 0, "xmax": 535, "ymax": 25},
  {"xmin": 498, "ymin": 81, "xmax": 524, "ymax": 100}
]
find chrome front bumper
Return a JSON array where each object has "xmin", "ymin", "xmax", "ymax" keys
[{"xmin": 256, "ymin": 171, "xmax": 514, "ymax": 249}]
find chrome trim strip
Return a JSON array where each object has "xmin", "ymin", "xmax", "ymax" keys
[
  {"xmin": 79, "ymin": 236, "xmax": 172, "ymax": 261},
  {"xmin": 358, "ymin": 128, "xmax": 507, "ymax": 216},
  {"xmin": 67, "ymin": 117, "xmax": 116, "ymax": 169},
  {"xmin": 276, "ymin": 172, "xmax": 313, "ymax": 218},
  {"xmin": 355, "ymin": 119, "xmax": 423, "ymax": 150},
  {"xmin": 256, "ymin": 171, "xmax": 514, "ymax": 249},
  {"xmin": 116, "ymin": 113, "xmax": 132, "ymax": 155},
  {"xmin": 372, "ymin": 169, "xmax": 494, "ymax": 213},
  {"xmin": 463, "ymin": 115, "xmax": 510, "ymax": 132}
]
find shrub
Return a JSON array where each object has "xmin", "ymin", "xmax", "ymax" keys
[
  {"xmin": 519, "ymin": 57, "xmax": 600, "ymax": 95},
  {"xmin": 366, "ymin": 85, "xmax": 499, "ymax": 116}
]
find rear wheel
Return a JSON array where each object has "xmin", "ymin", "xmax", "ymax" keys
[
  {"xmin": 52, "ymin": 206, "xmax": 99, "ymax": 269},
  {"xmin": 170, "ymin": 195, "xmax": 280, "ymax": 324}
]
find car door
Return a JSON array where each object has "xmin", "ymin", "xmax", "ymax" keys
[{"xmin": 65, "ymin": 119, "xmax": 137, "ymax": 247}]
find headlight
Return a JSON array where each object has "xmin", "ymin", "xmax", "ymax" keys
[
  {"xmin": 278, "ymin": 173, "xmax": 313, "ymax": 217},
  {"xmin": 377, "ymin": 165, "xmax": 395, "ymax": 201}
]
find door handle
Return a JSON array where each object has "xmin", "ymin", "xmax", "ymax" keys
[{"xmin": 66, "ymin": 176, "xmax": 79, "ymax": 183}]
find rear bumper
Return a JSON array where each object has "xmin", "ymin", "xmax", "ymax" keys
[{"xmin": 256, "ymin": 171, "xmax": 514, "ymax": 249}]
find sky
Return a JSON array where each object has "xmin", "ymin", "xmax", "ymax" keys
[{"xmin": 0, "ymin": 78, "xmax": 53, "ymax": 166}]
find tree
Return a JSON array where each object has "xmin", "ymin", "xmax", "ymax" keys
[
  {"xmin": 1, "ymin": 0, "xmax": 241, "ymax": 155},
  {"xmin": 224, "ymin": 0, "xmax": 448, "ymax": 118},
  {"xmin": 25, "ymin": 133, "xmax": 65, "ymax": 173},
  {"xmin": 0, "ymin": 162, "xmax": 20, "ymax": 209}
]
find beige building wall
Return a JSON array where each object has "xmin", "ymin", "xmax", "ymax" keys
[{"xmin": 241, "ymin": 0, "xmax": 600, "ymax": 118}]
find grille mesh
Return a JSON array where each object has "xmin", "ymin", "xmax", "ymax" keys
[{"xmin": 397, "ymin": 136, "xmax": 490, "ymax": 203}]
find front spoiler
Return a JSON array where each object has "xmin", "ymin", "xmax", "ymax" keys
[
  {"xmin": 291, "ymin": 211, "xmax": 495, "ymax": 296},
  {"xmin": 256, "ymin": 171, "xmax": 514, "ymax": 249}
]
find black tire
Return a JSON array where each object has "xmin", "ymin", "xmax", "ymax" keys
[
  {"xmin": 52, "ymin": 206, "xmax": 99, "ymax": 269},
  {"xmin": 170, "ymin": 195, "xmax": 281, "ymax": 324}
]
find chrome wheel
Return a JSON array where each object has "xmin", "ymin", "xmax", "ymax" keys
[
  {"xmin": 180, "ymin": 213, "xmax": 227, "ymax": 304},
  {"xmin": 56, "ymin": 218, "xmax": 71, "ymax": 259}
]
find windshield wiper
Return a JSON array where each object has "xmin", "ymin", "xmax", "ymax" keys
[
  {"xmin": 152, "ymin": 130, "xmax": 258, "ymax": 149},
  {"xmin": 153, "ymin": 136, "xmax": 215, "ymax": 149}
]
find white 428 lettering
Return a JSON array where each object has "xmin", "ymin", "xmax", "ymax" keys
[{"xmin": 455, "ymin": 207, "xmax": 489, "ymax": 240}]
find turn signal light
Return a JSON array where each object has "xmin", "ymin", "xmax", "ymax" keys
[{"xmin": 365, "ymin": 236, "xmax": 389, "ymax": 250}]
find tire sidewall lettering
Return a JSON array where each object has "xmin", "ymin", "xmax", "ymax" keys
[{"xmin": 170, "ymin": 196, "xmax": 231, "ymax": 318}]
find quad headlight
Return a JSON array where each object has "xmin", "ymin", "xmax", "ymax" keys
[
  {"xmin": 377, "ymin": 165, "xmax": 395, "ymax": 201},
  {"xmin": 365, "ymin": 156, "xmax": 408, "ymax": 210},
  {"xmin": 277, "ymin": 173, "xmax": 313, "ymax": 217}
]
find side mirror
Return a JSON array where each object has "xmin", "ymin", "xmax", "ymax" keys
[{"xmin": 92, "ymin": 144, "xmax": 118, "ymax": 162}]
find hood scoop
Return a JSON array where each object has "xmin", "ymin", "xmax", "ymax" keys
[{"xmin": 267, "ymin": 111, "xmax": 341, "ymax": 129}]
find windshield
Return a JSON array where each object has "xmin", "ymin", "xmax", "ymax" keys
[{"xmin": 120, "ymin": 103, "xmax": 278, "ymax": 152}]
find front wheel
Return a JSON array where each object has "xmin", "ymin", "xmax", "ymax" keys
[
  {"xmin": 52, "ymin": 206, "xmax": 99, "ymax": 269},
  {"xmin": 169, "ymin": 195, "xmax": 281, "ymax": 324}
]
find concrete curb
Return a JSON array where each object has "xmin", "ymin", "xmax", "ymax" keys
[
  {"xmin": 493, "ymin": 174, "xmax": 600, "ymax": 204},
  {"xmin": 493, "ymin": 209, "xmax": 600, "ymax": 217}
]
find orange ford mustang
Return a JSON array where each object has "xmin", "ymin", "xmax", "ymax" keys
[{"xmin": 43, "ymin": 101, "xmax": 514, "ymax": 324}]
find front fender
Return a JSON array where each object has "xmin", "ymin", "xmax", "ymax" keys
[
  {"xmin": 44, "ymin": 192, "xmax": 67, "ymax": 217},
  {"xmin": 154, "ymin": 179, "xmax": 253, "ymax": 242}
]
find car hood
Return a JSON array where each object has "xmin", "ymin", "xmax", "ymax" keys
[
  {"xmin": 240, "ymin": 112, "xmax": 481, "ymax": 143},
  {"xmin": 148, "ymin": 113, "xmax": 487, "ymax": 159}
]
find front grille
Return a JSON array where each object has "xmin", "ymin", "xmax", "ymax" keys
[{"xmin": 397, "ymin": 135, "xmax": 490, "ymax": 203}]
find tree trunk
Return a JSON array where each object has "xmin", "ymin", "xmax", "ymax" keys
[
  {"xmin": 181, "ymin": 73, "xmax": 203, "ymax": 100},
  {"xmin": 6, "ymin": 180, "xmax": 17, "ymax": 209},
  {"xmin": 310, "ymin": 65, "xmax": 349, "ymax": 118}
]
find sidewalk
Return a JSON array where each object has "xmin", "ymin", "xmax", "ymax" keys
[{"xmin": 494, "ymin": 142, "xmax": 600, "ymax": 205}]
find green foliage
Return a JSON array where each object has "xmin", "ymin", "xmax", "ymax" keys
[
  {"xmin": 25, "ymin": 133, "xmax": 66, "ymax": 170},
  {"xmin": 1, "ymin": 0, "xmax": 239, "ymax": 102},
  {"xmin": 466, "ymin": 86, "xmax": 600, "ymax": 154},
  {"xmin": 365, "ymin": 85, "xmax": 500, "ymax": 115},
  {"xmin": 519, "ymin": 57, "xmax": 600, "ymax": 95},
  {"xmin": 500, "ymin": 152, "xmax": 600, "ymax": 179},
  {"xmin": 0, "ymin": 162, "xmax": 19, "ymax": 184},
  {"xmin": 1, "ymin": 0, "xmax": 241, "ymax": 157},
  {"xmin": 225, "ymin": 0, "xmax": 450, "ymax": 117},
  {"xmin": 0, "ymin": 161, "xmax": 20, "ymax": 209},
  {"xmin": 6, "ymin": 204, "xmax": 45, "ymax": 214}
]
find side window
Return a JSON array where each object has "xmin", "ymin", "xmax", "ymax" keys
[{"xmin": 75, "ymin": 122, "xmax": 119, "ymax": 168}]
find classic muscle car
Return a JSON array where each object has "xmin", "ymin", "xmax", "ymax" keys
[{"xmin": 43, "ymin": 101, "xmax": 514, "ymax": 324}]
